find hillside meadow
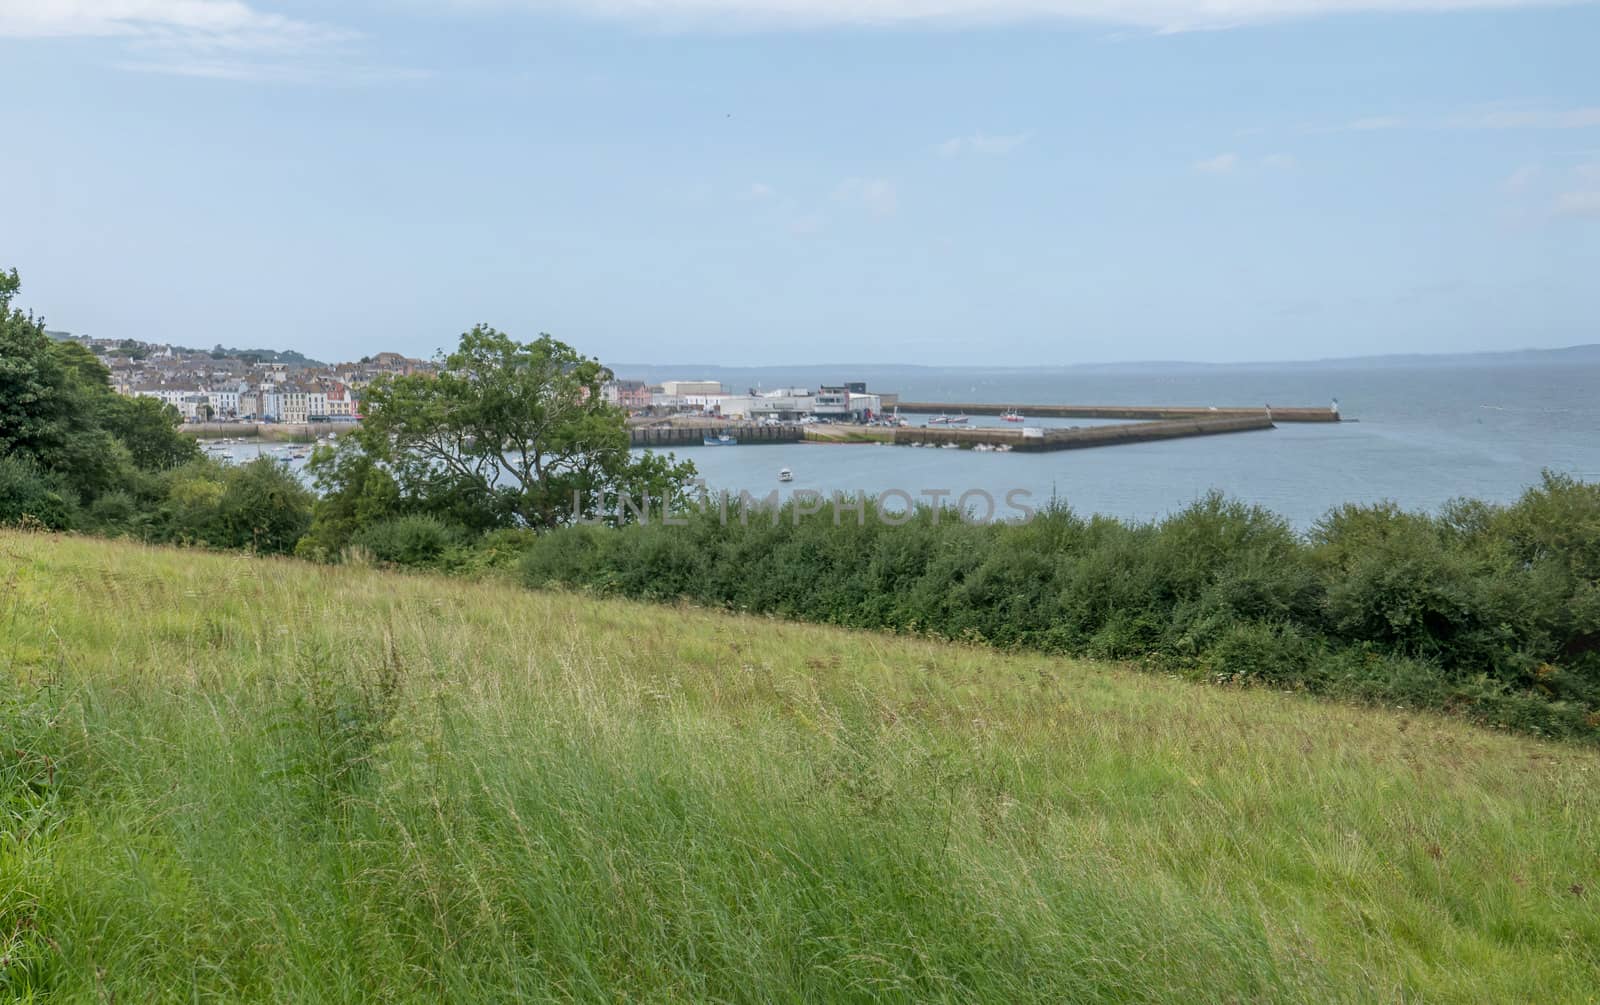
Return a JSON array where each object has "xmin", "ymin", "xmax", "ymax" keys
[{"xmin": 2, "ymin": 531, "xmax": 1598, "ymax": 1002}]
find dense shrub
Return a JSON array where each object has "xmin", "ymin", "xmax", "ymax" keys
[
  {"xmin": 152, "ymin": 457, "xmax": 313, "ymax": 554},
  {"xmin": 352, "ymin": 515, "xmax": 468, "ymax": 568},
  {"xmin": 0, "ymin": 455, "xmax": 77, "ymax": 530}
]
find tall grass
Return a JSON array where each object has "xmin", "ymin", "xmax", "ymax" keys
[{"xmin": 3, "ymin": 531, "xmax": 1598, "ymax": 1001}]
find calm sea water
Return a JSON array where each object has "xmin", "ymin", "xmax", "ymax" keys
[
  {"xmin": 657, "ymin": 360, "xmax": 1600, "ymax": 528},
  {"xmin": 206, "ymin": 359, "xmax": 1599, "ymax": 529}
]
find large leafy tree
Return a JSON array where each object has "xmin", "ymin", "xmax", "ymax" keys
[
  {"xmin": 338, "ymin": 325, "xmax": 694, "ymax": 532},
  {"xmin": 1, "ymin": 268, "xmax": 198, "ymax": 514},
  {"xmin": 0, "ymin": 267, "xmax": 69, "ymax": 463}
]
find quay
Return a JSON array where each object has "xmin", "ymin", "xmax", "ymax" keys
[
  {"xmin": 629, "ymin": 422, "xmax": 803, "ymax": 448},
  {"xmin": 892, "ymin": 414, "xmax": 1275, "ymax": 451},
  {"xmin": 178, "ymin": 421, "xmax": 346, "ymax": 442},
  {"xmin": 895, "ymin": 402, "xmax": 1340, "ymax": 423}
]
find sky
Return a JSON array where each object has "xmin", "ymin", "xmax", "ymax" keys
[{"xmin": 2, "ymin": 0, "xmax": 1597, "ymax": 366}]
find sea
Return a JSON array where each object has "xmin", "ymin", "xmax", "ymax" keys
[{"xmin": 204, "ymin": 354, "xmax": 1600, "ymax": 529}]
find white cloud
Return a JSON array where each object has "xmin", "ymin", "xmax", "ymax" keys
[
  {"xmin": 455, "ymin": 1, "xmax": 1583, "ymax": 32},
  {"xmin": 1553, "ymin": 162, "xmax": 1600, "ymax": 218},
  {"xmin": 835, "ymin": 178, "xmax": 898, "ymax": 217},
  {"xmin": 739, "ymin": 182, "xmax": 775, "ymax": 200},
  {"xmin": 1447, "ymin": 104, "xmax": 1600, "ymax": 129},
  {"xmin": 1324, "ymin": 115, "xmax": 1412, "ymax": 132},
  {"xmin": 0, "ymin": 1, "xmax": 415, "ymax": 81},
  {"xmin": 1555, "ymin": 190, "xmax": 1600, "ymax": 217},
  {"xmin": 1193, "ymin": 152, "xmax": 1239, "ymax": 174},
  {"xmin": 788, "ymin": 214, "xmax": 825, "ymax": 235},
  {"xmin": 1504, "ymin": 164, "xmax": 1540, "ymax": 191},
  {"xmin": 1262, "ymin": 152, "xmax": 1297, "ymax": 169},
  {"xmin": 1316, "ymin": 104, "xmax": 1600, "ymax": 134},
  {"xmin": 939, "ymin": 132, "xmax": 1030, "ymax": 157},
  {"xmin": 0, "ymin": 1, "xmax": 349, "ymax": 50}
]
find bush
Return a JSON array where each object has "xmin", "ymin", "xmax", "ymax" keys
[
  {"xmin": 213, "ymin": 458, "xmax": 314, "ymax": 554},
  {"xmin": 0, "ymin": 456, "xmax": 76, "ymax": 530},
  {"xmin": 523, "ymin": 523, "xmax": 631, "ymax": 589},
  {"xmin": 1202, "ymin": 622, "xmax": 1320, "ymax": 687},
  {"xmin": 86, "ymin": 491, "xmax": 141, "ymax": 534},
  {"xmin": 353, "ymin": 515, "xmax": 467, "ymax": 568}
]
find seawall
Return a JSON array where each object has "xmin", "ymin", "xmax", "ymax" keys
[
  {"xmin": 892, "ymin": 414, "xmax": 1276, "ymax": 451},
  {"xmin": 897, "ymin": 402, "xmax": 1339, "ymax": 423},
  {"xmin": 629, "ymin": 423, "xmax": 804, "ymax": 448}
]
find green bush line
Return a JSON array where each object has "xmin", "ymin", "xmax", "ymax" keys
[{"xmin": 512, "ymin": 476, "xmax": 1600, "ymax": 743}]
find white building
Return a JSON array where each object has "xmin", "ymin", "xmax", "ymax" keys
[{"xmin": 660, "ymin": 379, "xmax": 723, "ymax": 397}]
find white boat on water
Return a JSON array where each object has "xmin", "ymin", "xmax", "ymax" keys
[{"xmin": 778, "ymin": 467, "xmax": 793, "ymax": 482}]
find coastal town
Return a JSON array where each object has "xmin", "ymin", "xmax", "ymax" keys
[{"xmin": 54, "ymin": 332, "xmax": 892, "ymax": 425}]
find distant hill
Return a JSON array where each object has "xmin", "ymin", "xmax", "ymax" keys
[
  {"xmin": 614, "ymin": 343, "xmax": 1600, "ymax": 381},
  {"xmin": 189, "ymin": 346, "xmax": 326, "ymax": 367},
  {"xmin": 41, "ymin": 331, "xmax": 327, "ymax": 367}
]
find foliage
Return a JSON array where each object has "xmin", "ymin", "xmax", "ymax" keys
[
  {"xmin": 349, "ymin": 325, "xmax": 695, "ymax": 530},
  {"xmin": 154, "ymin": 457, "xmax": 313, "ymax": 554},
  {"xmin": 0, "ymin": 455, "xmax": 77, "ymax": 530},
  {"xmin": 0, "ymin": 268, "xmax": 198, "ymax": 522},
  {"xmin": 351, "ymin": 515, "xmax": 467, "ymax": 568}
]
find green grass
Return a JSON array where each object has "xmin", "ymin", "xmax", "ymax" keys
[{"xmin": 3, "ymin": 531, "xmax": 1597, "ymax": 1002}]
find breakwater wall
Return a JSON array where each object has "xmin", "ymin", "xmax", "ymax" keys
[
  {"xmin": 629, "ymin": 423, "xmax": 803, "ymax": 448},
  {"xmin": 897, "ymin": 402, "xmax": 1339, "ymax": 423},
  {"xmin": 178, "ymin": 422, "xmax": 345, "ymax": 442},
  {"xmin": 893, "ymin": 414, "xmax": 1275, "ymax": 451}
]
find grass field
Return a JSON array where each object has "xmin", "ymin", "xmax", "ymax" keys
[{"xmin": 3, "ymin": 531, "xmax": 1598, "ymax": 1002}]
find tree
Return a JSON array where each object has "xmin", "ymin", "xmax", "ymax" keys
[
  {"xmin": 348, "ymin": 325, "xmax": 695, "ymax": 530},
  {"xmin": 99, "ymin": 395, "xmax": 201, "ymax": 472},
  {"xmin": 1, "ymin": 269, "xmax": 199, "ymax": 520}
]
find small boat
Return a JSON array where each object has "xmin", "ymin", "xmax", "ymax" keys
[
  {"xmin": 1001, "ymin": 409, "xmax": 1024, "ymax": 423},
  {"xmin": 703, "ymin": 433, "xmax": 737, "ymax": 446},
  {"xmin": 778, "ymin": 467, "xmax": 793, "ymax": 482},
  {"xmin": 947, "ymin": 413, "xmax": 970, "ymax": 425},
  {"xmin": 941, "ymin": 442, "xmax": 959, "ymax": 449},
  {"xmin": 928, "ymin": 414, "xmax": 953, "ymax": 425}
]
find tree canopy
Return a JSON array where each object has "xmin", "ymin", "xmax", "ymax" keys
[
  {"xmin": 302, "ymin": 325, "xmax": 695, "ymax": 554},
  {"xmin": 1, "ymin": 267, "xmax": 200, "ymax": 524}
]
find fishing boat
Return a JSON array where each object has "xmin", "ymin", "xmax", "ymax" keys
[
  {"xmin": 778, "ymin": 467, "xmax": 793, "ymax": 482},
  {"xmin": 703, "ymin": 433, "xmax": 737, "ymax": 446},
  {"xmin": 928, "ymin": 414, "xmax": 953, "ymax": 425},
  {"xmin": 1001, "ymin": 409, "xmax": 1024, "ymax": 423}
]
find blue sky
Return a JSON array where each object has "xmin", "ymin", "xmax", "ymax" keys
[{"xmin": 2, "ymin": 1, "xmax": 1596, "ymax": 366}]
